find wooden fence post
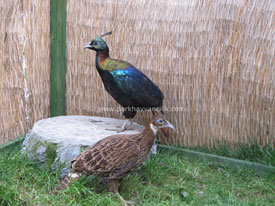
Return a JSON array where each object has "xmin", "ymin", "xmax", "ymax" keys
[{"xmin": 50, "ymin": 0, "xmax": 66, "ymax": 116}]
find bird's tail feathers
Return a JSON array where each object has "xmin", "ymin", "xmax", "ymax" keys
[{"xmin": 51, "ymin": 172, "xmax": 82, "ymax": 195}]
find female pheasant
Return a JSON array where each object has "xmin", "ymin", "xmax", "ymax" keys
[
  {"xmin": 53, "ymin": 113, "xmax": 174, "ymax": 205},
  {"xmin": 84, "ymin": 32, "xmax": 167, "ymax": 135}
]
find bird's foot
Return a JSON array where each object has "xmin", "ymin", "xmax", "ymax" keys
[
  {"xmin": 116, "ymin": 192, "xmax": 137, "ymax": 206},
  {"xmin": 124, "ymin": 200, "xmax": 137, "ymax": 206},
  {"xmin": 116, "ymin": 119, "xmax": 134, "ymax": 133},
  {"xmin": 105, "ymin": 119, "xmax": 134, "ymax": 133}
]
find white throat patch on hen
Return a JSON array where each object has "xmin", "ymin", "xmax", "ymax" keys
[{"xmin": 150, "ymin": 123, "xmax": 158, "ymax": 135}]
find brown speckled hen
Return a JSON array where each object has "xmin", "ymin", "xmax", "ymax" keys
[{"xmin": 53, "ymin": 113, "xmax": 174, "ymax": 205}]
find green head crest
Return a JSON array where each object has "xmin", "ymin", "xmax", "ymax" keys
[{"xmin": 84, "ymin": 31, "xmax": 112, "ymax": 51}]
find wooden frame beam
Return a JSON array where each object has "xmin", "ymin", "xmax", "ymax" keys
[{"xmin": 50, "ymin": 0, "xmax": 66, "ymax": 116}]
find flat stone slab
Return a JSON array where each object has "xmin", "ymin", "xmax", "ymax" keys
[{"xmin": 22, "ymin": 115, "xmax": 145, "ymax": 176}]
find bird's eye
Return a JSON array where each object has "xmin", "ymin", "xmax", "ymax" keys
[
  {"xmin": 92, "ymin": 41, "xmax": 98, "ymax": 45},
  {"xmin": 157, "ymin": 119, "xmax": 164, "ymax": 124}
]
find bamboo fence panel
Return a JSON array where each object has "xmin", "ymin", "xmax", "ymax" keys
[
  {"xmin": 0, "ymin": 0, "xmax": 50, "ymax": 144},
  {"xmin": 66, "ymin": 0, "xmax": 275, "ymax": 147},
  {"xmin": 65, "ymin": 0, "xmax": 273, "ymax": 147}
]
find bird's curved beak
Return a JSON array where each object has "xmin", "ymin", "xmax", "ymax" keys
[
  {"xmin": 165, "ymin": 121, "xmax": 175, "ymax": 130},
  {"xmin": 84, "ymin": 44, "xmax": 92, "ymax": 49}
]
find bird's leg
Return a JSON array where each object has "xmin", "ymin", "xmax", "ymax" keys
[
  {"xmin": 107, "ymin": 179, "xmax": 120, "ymax": 193},
  {"xmin": 106, "ymin": 119, "xmax": 134, "ymax": 132},
  {"xmin": 151, "ymin": 139, "xmax": 157, "ymax": 155},
  {"xmin": 117, "ymin": 118, "xmax": 134, "ymax": 133},
  {"xmin": 107, "ymin": 179, "xmax": 135, "ymax": 206}
]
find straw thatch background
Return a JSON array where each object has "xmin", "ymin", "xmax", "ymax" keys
[
  {"xmin": 0, "ymin": 0, "xmax": 50, "ymax": 144},
  {"xmin": 66, "ymin": 0, "xmax": 275, "ymax": 147},
  {"xmin": 1, "ymin": 0, "xmax": 274, "ymax": 147}
]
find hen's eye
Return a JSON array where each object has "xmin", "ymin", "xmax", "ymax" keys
[
  {"xmin": 92, "ymin": 41, "xmax": 98, "ymax": 45},
  {"xmin": 157, "ymin": 119, "xmax": 164, "ymax": 123}
]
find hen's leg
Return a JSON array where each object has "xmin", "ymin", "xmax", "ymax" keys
[{"xmin": 107, "ymin": 179, "xmax": 135, "ymax": 206}]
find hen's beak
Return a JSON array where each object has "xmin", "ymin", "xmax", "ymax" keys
[
  {"xmin": 165, "ymin": 121, "xmax": 175, "ymax": 130},
  {"xmin": 84, "ymin": 44, "xmax": 92, "ymax": 49}
]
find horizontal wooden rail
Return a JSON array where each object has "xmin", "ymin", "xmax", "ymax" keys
[
  {"xmin": 158, "ymin": 144, "xmax": 275, "ymax": 176},
  {"xmin": 0, "ymin": 136, "xmax": 25, "ymax": 151}
]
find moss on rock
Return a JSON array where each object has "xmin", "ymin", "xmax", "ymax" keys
[
  {"xmin": 45, "ymin": 143, "xmax": 58, "ymax": 168},
  {"xmin": 80, "ymin": 145, "xmax": 89, "ymax": 152},
  {"xmin": 22, "ymin": 135, "xmax": 58, "ymax": 169}
]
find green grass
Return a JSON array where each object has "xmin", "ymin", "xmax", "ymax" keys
[
  {"xmin": 187, "ymin": 143, "xmax": 275, "ymax": 167},
  {"xmin": 0, "ymin": 144, "xmax": 274, "ymax": 206}
]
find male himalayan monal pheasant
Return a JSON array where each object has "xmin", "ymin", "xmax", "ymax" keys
[
  {"xmin": 52, "ymin": 113, "xmax": 174, "ymax": 205},
  {"xmin": 84, "ymin": 31, "xmax": 169, "ymax": 136}
]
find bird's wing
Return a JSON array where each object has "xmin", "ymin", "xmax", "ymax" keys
[
  {"xmin": 111, "ymin": 65, "xmax": 164, "ymax": 108},
  {"xmin": 72, "ymin": 135, "xmax": 141, "ymax": 177}
]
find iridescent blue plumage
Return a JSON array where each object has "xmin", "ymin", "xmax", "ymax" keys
[{"xmin": 111, "ymin": 66, "xmax": 163, "ymax": 109}]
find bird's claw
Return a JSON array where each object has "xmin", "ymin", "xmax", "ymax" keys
[
  {"xmin": 116, "ymin": 192, "xmax": 137, "ymax": 206},
  {"xmin": 116, "ymin": 127, "xmax": 130, "ymax": 133},
  {"xmin": 117, "ymin": 119, "xmax": 134, "ymax": 133},
  {"xmin": 105, "ymin": 119, "xmax": 134, "ymax": 133},
  {"xmin": 124, "ymin": 200, "xmax": 137, "ymax": 206},
  {"xmin": 104, "ymin": 127, "xmax": 132, "ymax": 133}
]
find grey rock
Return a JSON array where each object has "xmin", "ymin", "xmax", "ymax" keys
[
  {"xmin": 36, "ymin": 146, "xmax": 46, "ymax": 163},
  {"xmin": 60, "ymin": 167, "xmax": 70, "ymax": 179},
  {"xmin": 22, "ymin": 115, "xmax": 156, "ymax": 175}
]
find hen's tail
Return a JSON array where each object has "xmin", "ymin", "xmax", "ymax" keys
[{"xmin": 51, "ymin": 172, "xmax": 82, "ymax": 195}]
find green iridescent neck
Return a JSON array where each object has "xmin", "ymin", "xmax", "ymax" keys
[{"xmin": 95, "ymin": 48, "xmax": 131, "ymax": 72}]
